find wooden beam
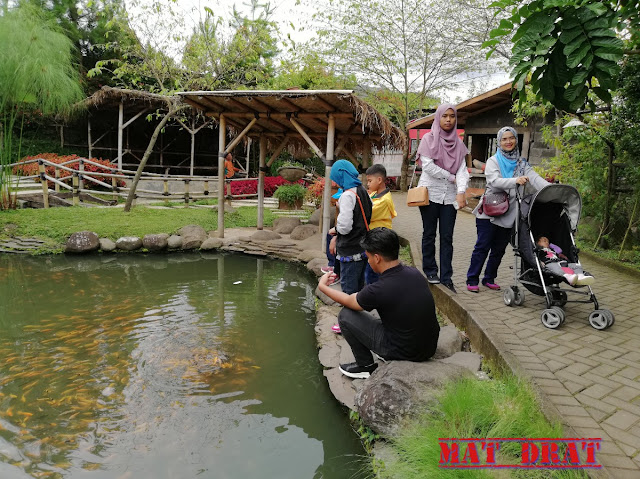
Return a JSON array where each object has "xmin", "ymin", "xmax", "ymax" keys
[
  {"xmin": 309, "ymin": 95, "xmax": 335, "ymax": 112},
  {"xmin": 289, "ymin": 118, "xmax": 325, "ymax": 159},
  {"xmin": 341, "ymin": 148, "xmax": 358, "ymax": 165},
  {"xmin": 117, "ymin": 102, "xmax": 123, "ymax": 170},
  {"xmin": 321, "ymin": 114, "xmax": 336, "ymax": 251},
  {"xmin": 224, "ymin": 117, "xmax": 258, "ymax": 153},
  {"xmin": 217, "ymin": 114, "xmax": 226, "ymax": 238},
  {"xmin": 122, "ymin": 108, "xmax": 150, "ymax": 129},
  {"xmin": 334, "ymin": 124, "xmax": 356, "ymax": 155},
  {"xmin": 87, "ymin": 117, "xmax": 92, "ymax": 159},
  {"xmin": 221, "ymin": 112, "xmax": 354, "ymax": 120},
  {"xmin": 258, "ymin": 135, "xmax": 266, "ymax": 230},
  {"xmin": 266, "ymin": 135, "xmax": 291, "ymax": 167},
  {"xmin": 465, "ymin": 98, "xmax": 511, "ymax": 118}
]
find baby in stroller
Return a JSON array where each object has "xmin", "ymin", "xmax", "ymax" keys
[{"xmin": 536, "ymin": 236, "xmax": 595, "ymax": 286}]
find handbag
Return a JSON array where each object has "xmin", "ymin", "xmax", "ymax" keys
[
  {"xmin": 479, "ymin": 192, "xmax": 509, "ymax": 217},
  {"xmin": 407, "ymin": 165, "xmax": 429, "ymax": 207}
]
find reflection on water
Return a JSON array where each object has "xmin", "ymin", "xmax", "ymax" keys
[{"xmin": 0, "ymin": 253, "xmax": 368, "ymax": 479}]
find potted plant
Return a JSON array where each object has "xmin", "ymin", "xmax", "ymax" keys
[
  {"xmin": 273, "ymin": 183, "xmax": 306, "ymax": 210},
  {"xmin": 277, "ymin": 161, "xmax": 307, "ymax": 182}
]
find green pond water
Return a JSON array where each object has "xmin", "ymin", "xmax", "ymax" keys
[{"xmin": 0, "ymin": 253, "xmax": 368, "ymax": 479}]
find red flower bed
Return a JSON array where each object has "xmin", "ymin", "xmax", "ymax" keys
[
  {"xmin": 13, "ymin": 153, "xmax": 125, "ymax": 190},
  {"xmin": 231, "ymin": 176, "xmax": 303, "ymax": 197}
]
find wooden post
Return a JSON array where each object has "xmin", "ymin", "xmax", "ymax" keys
[
  {"xmin": 78, "ymin": 158, "xmax": 84, "ymax": 191},
  {"xmin": 72, "ymin": 172, "xmax": 79, "ymax": 206},
  {"xmin": 38, "ymin": 161, "xmax": 49, "ymax": 209},
  {"xmin": 190, "ymin": 117, "xmax": 196, "ymax": 176},
  {"xmin": 59, "ymin": 124, "xmax": 64, "ymax": 148},
  {"xmin": 204, "ymin": 180, "xmax": 209, "ymax": 196},
  {"xmin": 521, "ymin": 130, "xmax": 531, "ymax": 160},
  {"xmin": 112, "ymin": 176, "xmax": 117, "ymax": 202},
  {"xmin": 117, "ymin": 102, "xmax": 124, "ymax": 170},
  {"xmin": 217, "ymin": 114, "xmax": 226, "ymax": 238},
  {"xmin": 362, "ymin": 138, "xmax": 371, "ymax": 183},
  {"xmin": 87, "ymin": 117, "xmax": 92, "ymax": 159},
  {"xmin": 54, "ymin": 167, "xmax": 60, "ymax": 193},
  {"xmin": 184, "ymin": 179, "xmax": 190, "ymax": 206},
  {"xmin": 163, "ymin": 179, "xmax": 169, "ymax": 205},
  {"xmin": 258, "ymin": 135, "xmax": 266, "ymax": 230},
  {"xmin": 226, "ymin": 181, "xmax": 232, "ymax": 206},
  {"xmin": 321, "ymin": 114, "xmax": 336, "ymax": 252}
]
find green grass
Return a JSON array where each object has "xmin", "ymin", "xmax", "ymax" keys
[
  {"xmin": 399, "ymin": 244, "xmax": 413, "ymax": 266},
  {"xmin": 0, "ymin": 206, "xmax": 276, "ymax": 253},
  {"xmin": 379, "ymin": 375, "xmax": 588, "ymax": 479}
]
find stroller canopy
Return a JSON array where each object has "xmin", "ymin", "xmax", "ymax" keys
[{"xmin": 526, "ymin": 184, "xmax": 582, "ymax": 231}]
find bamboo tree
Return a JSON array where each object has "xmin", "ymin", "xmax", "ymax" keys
[{"xmin": 0, "ymin": 4, "xmax": 84, "ymax": 209}]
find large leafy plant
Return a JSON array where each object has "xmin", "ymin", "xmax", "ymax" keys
[{"xmin": 483, "ymin": 0, "xmax": 637, "ymax": 112}]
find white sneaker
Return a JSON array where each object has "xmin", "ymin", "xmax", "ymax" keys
[
  {"xmin": 575, "ymin": 274, "xmax": 595, "ymax": 286},
  {"xmin": 564, "ymin": 273, "xmax": 578, "ymax": 285}
]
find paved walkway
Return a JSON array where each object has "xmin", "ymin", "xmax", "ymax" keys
[{"xmin": 391, "ymin": 191, "xmax": 640, "ymax": 478}]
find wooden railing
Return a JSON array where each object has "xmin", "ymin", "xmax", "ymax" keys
[{"xmin": 8, "ymin": 158, "xmax": 259, "ymax": 208}]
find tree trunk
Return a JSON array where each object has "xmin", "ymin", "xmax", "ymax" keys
[
  {"xmin": 599, "ymin": 143, "xmax": 615, "ymax": 248},
  {"xmin": 123, "ymin": 105, "xmax": 183, "ymax": 212},
  {"xmin": 400, "ymin": 127, "xmax": 410, "ymax": 191}
]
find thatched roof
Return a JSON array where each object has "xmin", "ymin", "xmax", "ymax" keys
[
  {"xmin": 179, "ymin": 90, "xmax": 406, "ymax": 155},
  {"xmin": 84, "ymin": 86, "xmax": 177, "ymax": 111}
]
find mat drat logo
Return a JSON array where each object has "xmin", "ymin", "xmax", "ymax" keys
[{"xmin": 439, "ymin": 438, "xmax": 601, "ymax": 469}]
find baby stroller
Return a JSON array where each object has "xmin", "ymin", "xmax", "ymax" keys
[{"xmin": 503, "ymin": 184, "xmax": 614, "ymax": 330}]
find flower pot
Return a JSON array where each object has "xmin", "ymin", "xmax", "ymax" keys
[
  {"xmin": 278, "ymin": 198, "xmax": 303, "ymax": 210},
  {"xmin": 277, "ymin": 166, "xmax": 307, "ymax": 182}
]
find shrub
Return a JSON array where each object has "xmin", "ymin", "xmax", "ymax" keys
[
  {"xmin": 230, "ymin": 176, "xmax": 302, "ymax": 197},
  {"xmin": 13, "ymin": 153, "xmax": 125, "ymax": 190},
  {"xmin": 273, "ymin": 183, "xmax": 307, "ymax": 205},
  {"xmin": 306, "ymin": 177, "xmax": 338, "ymax": 208}
]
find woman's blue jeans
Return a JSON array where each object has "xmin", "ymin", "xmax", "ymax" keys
[
  {"xmin": 466, "ymin": 218, "xmax": 512, "ymax": 286},
  {"xmin": 419, "ymin": 202, "xmax": 457, "ymax": 283}
]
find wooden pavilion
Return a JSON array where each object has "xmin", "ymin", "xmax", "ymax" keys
[{"xmin": 178, "ymin": 90, "xmax": 405, "ymax": 245}]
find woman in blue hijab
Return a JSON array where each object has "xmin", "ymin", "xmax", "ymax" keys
[
  {"xmin": 466, "ymin": 127, "xmax": 549, "ymax": 292},
  {"xmin": 328, "ymin": 160, "xmax": 372, "ymax": 297}
]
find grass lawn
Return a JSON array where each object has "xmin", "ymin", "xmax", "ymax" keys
[
  {"xmin": 0, "ymin": 206, "xmax": 277, "ymax": 253},
  {"xmin": 379, "ymin": 375, "xmax": 589, "ymax": 479}
]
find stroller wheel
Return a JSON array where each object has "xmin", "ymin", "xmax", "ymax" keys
[
  {"xmin": 588, "ymin": 310, "xmax": 609, "ymax": 330},
  {"xmin": 541, "ymin": 308, "xmax": 564, "ymax": 329},
  {"xmin": 601, "ymin": 309, "xmax": 615, "ymax": 328},
  {"xmin": 513, "ymin": 287, "xmax": 525, "ymax": 306},
  {"xmin": 504, "ymin": 288, "xmax": 516, "ymax": 307}
]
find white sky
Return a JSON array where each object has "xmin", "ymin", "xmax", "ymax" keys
[{"xmin": 126, "ymin": 0, "xmax": 509, "ymax": 102}]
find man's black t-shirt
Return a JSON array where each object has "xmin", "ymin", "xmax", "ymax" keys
[{"xmin": 356, "ymin": 263, "xmax": 439, "ymax": 361}]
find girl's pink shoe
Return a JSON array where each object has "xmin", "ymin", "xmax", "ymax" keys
[
  {"xmin": 483, "ymin": 282, "xmax": 501, "ymax": 290},
  {"xmin": 331, "ymin": 324, "xmax": 341, "ymax": 334},
  {"xmin": 467, "ymin": 284, "xmax": 479, "ymax": 293}
]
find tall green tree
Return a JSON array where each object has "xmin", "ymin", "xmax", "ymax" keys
[
  {"xmin": 26, "ymin": 0, "xmax": 136, "ymax": 92},
  {"xmin": 484, "ymin": 0, "xmax": 640, "ymax": 112},
  {"xmin": 0, "ymin": 4, "xmax": 84, "ymax": 209},
  {"xmin": 309, "ymin": 0, "xmax": 504, "ymax": 189}
]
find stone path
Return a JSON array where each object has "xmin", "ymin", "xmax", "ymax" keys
[{"xmin": 391, "ymin": 191, "xmax": 640, "ymax": 479}]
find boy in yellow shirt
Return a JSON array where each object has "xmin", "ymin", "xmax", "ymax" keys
[{"xmin": 365, "ymin": 164, "xmax": 397, "ymax": 284}]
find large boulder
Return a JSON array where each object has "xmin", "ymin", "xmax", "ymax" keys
[
  {"xmin": 307, "ymin": 257, "xmax": 328, "ymax": 276},
  {"xmin": 167, "ymin": 235, "xmax": 183, "ymax": 249},
  {"xmin": 290, "ymin": 224, "xmax": 318, "ymax": 241},
  {"xmin": 143, "ymin": 233, "xmax": 169, "ymax": 252},
  {"xmin": 298, "ymin": 249, "xmax": 326, "ymax": 263},
  {"xmin": 433, "ymin": 325, "xmax": 463, "ymax": 359},
  {"xmin": 273, "ymin": 217, "xmax": 301, "ymax": 234},
  {"xmin": 251, "ymin": 230, "xmax": 281, "ymax": 241},
  {"xmin": 200, "ymin": 237, "xmax": 223, "ymax": 250},
  {"xmin": 65, "ymin": 231, "xmax": 99, "ymax": 253},
  {"xmin": 178, "ymin": 225, "xmax": 207, "ymax": 249},
  {"xmin": 116, "ymin": 236, "xmax": 143, "ymax": 251},
  {"xmin": 308, "ymin": 207, "xmax": 336, "ymax": 227},
  {"xmin": 99, "ymin": 238, "xmax": 116, "ymax": 252},
  {"xmin": 355, "ymin": 360, "xmax": 472, "ymax": 437},
  {"xmin": 441, "ymin": 352, "xmax": 482, "ymax": 373}
]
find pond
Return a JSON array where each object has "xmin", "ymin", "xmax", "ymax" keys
[{"xmin": 0, "ymin": 253, "xmax": 368, "ymax": 479}]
